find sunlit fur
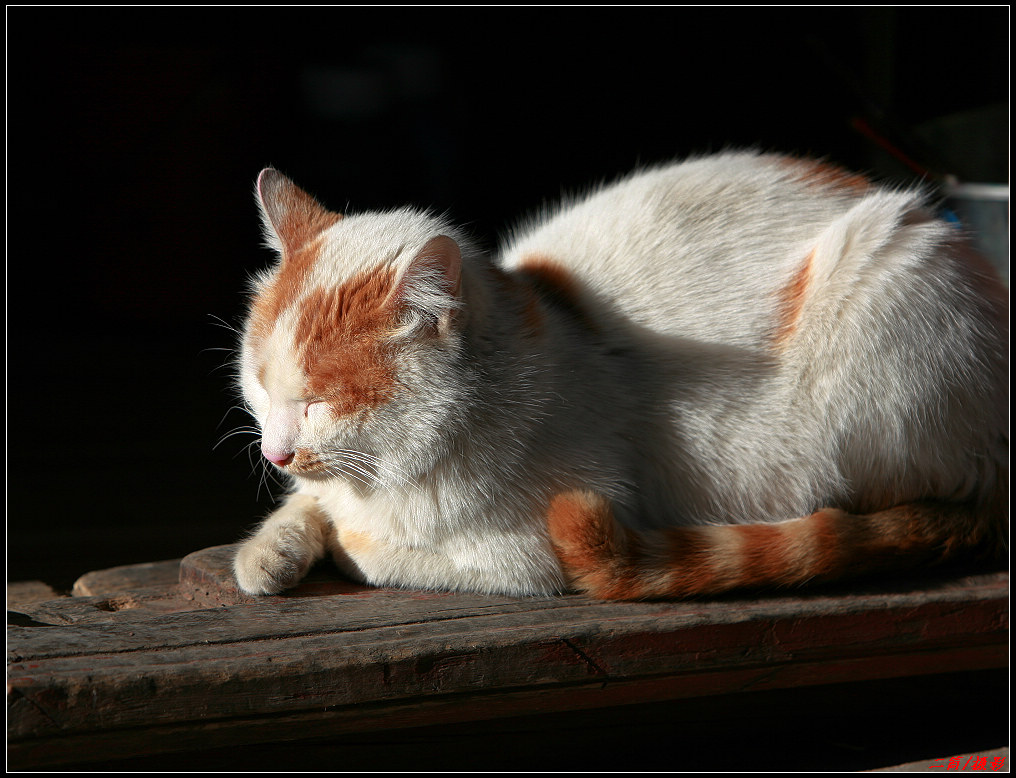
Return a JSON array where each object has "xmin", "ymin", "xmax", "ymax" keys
[{"xmin": 232, "ymin": 152, "xmax": 1007, "ymax": 599}]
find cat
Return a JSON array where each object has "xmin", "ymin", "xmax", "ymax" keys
[{"xmin": 231, "ymin": 150, "xmax": 1008, "ymax": 600}]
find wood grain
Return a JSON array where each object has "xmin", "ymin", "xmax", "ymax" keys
[{"xmin": 6, "ymin": 545, "xmax": 1008, "ymax": 769}]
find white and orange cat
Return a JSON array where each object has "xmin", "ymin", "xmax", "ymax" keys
[{"xmin": 232, "ymin": 151, "xmax": 1008, "ymax": 600}]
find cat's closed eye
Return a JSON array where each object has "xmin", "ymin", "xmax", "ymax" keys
[{"xmin": 305, "ymin": 401, "xmax": 328, "ymax": 421}]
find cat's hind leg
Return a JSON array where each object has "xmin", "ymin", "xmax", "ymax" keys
[{"xmin": 233, "ymin": 493, "xmax": 331, "ymax": 595}]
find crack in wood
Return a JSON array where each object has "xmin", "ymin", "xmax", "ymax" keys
[
  {"xmin": 561, "ymin": 638, "xmax": 609, "ymax": 679},
  {"xmin": 8, "ymin": 687, "xmax": 62, "ymax": 730}
]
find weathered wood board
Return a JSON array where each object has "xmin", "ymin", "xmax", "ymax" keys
[{"xmin": 6, "ymin": 545, "xmax": 1009, "ymax": 769}]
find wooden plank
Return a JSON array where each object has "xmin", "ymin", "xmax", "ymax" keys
[
  {"xmin": 9, "ymin": 568, "xmax": 1007, "ymax": 659},
  {"xmin": 7, "ymin": 572, "xmax": 1007, "ymax": 767},
  {"xmin": 7, "ymin": 581, "xmax": 64, "ymax": 610},
  {"xmin": 6, "ymin": 545, "xmax": 1008, "ymax": 769},
  {"xmin": 9, "ymin": 649, "xmax": 1008, "ymax": 770},
  {"xmin": 71, "ymin": 558, "xmax": 181, "ymax": 596}
]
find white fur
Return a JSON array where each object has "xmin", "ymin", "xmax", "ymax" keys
[{"xmin": 232, "ymin": 151, "xmax": 1008, "ymax": 597}]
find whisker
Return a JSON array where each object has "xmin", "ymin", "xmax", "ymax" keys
[
  {"xmin": 203, "ymin": 357, "xmax": 241, "ymax": 377},
  {"xmin": 254, "ymin": 453, "xmax": 288, "ymax": 503},
  {"xmin": 217, "ymin": 404, "xmax": 257, "ymax": 430},
  {"xmin": 207, "ymin": 314, "xmax": 242, "ymax": 336},
  {"xmin": 349, "ymin": 460, "xmax": 397, "ymax": 491},
  {"xmin": 327, "ymin": 464, "xmax": 374, "ymax": 491},
  {"xmin": 326, "ymin": 456, "xmax": 378, "ymax": 488},
  {"xmin": 250, "ymin": 449, "xmax": 268, "ymax": 502},
  {"xmin": 214, "ymin": 426, "xmax": 261, "ymax": 452},
  {"xmin": 321, "ymin": 460, "xmax": 380, "ymax": 493},
  {"xmin": 245, "ymin": 440, "xmax": 264, "ymax": 477},
  {"xmin": 354, "ymin": 449, "xmax": 413, "ymax": 482},
  {"xmin": 306, "ymin": 448, "xmax": 412, "ymax": 498},
  {"xmin": 334, "ymin": 449, "xmax": 414, "ymax": 491}
]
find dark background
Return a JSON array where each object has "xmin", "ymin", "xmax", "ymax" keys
[
  {"xmin": 5, "ymin": 8, "xmax": 1009, "ymax": 772},
  {"xmin": 6, "ymin": 7, "xmax": 1008, "ymax": 589}
]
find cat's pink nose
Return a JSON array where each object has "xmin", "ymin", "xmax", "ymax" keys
[{"xmin": 262, "ymin": 445, "xmax": 294, "ymax": 466}]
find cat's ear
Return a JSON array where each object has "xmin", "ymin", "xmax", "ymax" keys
[
  {"xmin": 391, "ymin": 235, "xmax": 463, "ymax": 335},
  {"xmin": 410, "ymin": 235, "xmax": 462, "ymax": 298},
  {"xmin": 256, "ymin": 168, "xmax": 342, "ymax": 259}
]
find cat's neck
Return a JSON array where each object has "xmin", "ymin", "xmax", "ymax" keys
[
  {"xmin": 451, "ymin": 256, "xmax": 564, "ymax": 424},
  {"xmin": 430, "ymin": 255, "xmax": 636, "ymax": 491}
]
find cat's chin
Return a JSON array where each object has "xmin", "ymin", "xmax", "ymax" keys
[{"xmin": 286, "ymin": 467, "xmax": 332, "ymax": 481}]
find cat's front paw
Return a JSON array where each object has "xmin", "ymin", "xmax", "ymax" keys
[{"xmin": 233, "ymin": 530, "xmax": 316, "ymax": 595}]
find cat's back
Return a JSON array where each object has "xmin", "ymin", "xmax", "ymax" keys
[
  {"xmin": 499, "ymin": 151, "xmax": 924, "ymax": 345},
  {"xmin": 499, "ymin": 151, "xmax": 1006, "ymax": 521}
]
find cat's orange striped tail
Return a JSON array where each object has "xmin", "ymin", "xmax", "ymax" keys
[{"xmin": 548, "ymin": 488, "xmax": 1007, "ymax": 600}]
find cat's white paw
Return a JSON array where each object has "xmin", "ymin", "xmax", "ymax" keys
[{"xmin": 233, "ymin": 529, "xmax": 316, "ymax": 595}]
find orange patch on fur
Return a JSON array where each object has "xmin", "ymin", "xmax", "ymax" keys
[
  {"xmin": 296, "ymin": 265, "xmax": 401, "ymax": 417},
  {"xmin": 290, "ymin": 447, "xmax": 326, "ymax": 474},
  {"xmin": 658, "ymin": 527, "xmax": 724, "ymax": 596},
  {"xmin": 788, "ymin": 503, "xmax": 979, "ymax": 585},
  {"xmin": 248, "ymin": 225, "xmax": 342, "ymax": 342},
  {"xmin": 734, "ymin": 522, "xmax": 808, "ymax": 588},
  {"xmin": 552, "ymin": 487, "xmax": 1003, "ymax": 600},
  {"xmin": 784, "ymin": 510, "xmax": 843, "ymax": 582},
  {"xmin": 772, "ymin": 250, "xmax": 813, "ymax": 345},
  {"xmin": 547, "ymin": 490, "xmax": 648, "ymax": 599},
  {"xmin": 865, "ymin": 501, "xmax": 969, "ymax": 552},
  {"xmin": 337, "ymin": 527, "xmax": 374, "ymax": 557},
  {"xmin": 273, "ymin": 194, "xmax": 343, "ymax": 258},
  {"xmin": 247, "ymin": 170, "xmax": 343, "ymax": 343},
  {"xmin": 516, "ymin": 255, "xmax": 598, "ymax": 333},
  {"xmin": 547, "ymin": 490, "xmax": 618, "ymax": 568},
  {"xmin": 662, "ymin": 513, "xmax": 851, "ymax": 595},
  {"xmin": 784, "ymin": 157, "xmax": 872, "ymax": 194},
  {"xmin": 247, "ymin": 168, "xmax": 347, "ymax": 342}
]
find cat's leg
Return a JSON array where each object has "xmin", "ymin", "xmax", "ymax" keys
[
  {"xmin": 233, "ymin": 493, "xmax": 331, "ymax": 595},
  {"xmin": 547, "ymin": 489, "xmax": 1005, "ymax": 600},
  {"xmin": 327, "ymin": 524, "xmax": 565, "ymax": 596}
]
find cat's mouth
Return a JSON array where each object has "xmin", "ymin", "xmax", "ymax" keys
[{"xmin": 272, "ymin": 449, "xmax": 329, "ymax": 477}]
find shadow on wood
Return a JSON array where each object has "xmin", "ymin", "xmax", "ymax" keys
[{"xmin": 7, "ymin": 545, "xmax": 1008, "ymax": 770}]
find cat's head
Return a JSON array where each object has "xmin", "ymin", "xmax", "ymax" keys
[{"xmin": 239, "ymin": 169, "xmax": 469, "ymax": 487}]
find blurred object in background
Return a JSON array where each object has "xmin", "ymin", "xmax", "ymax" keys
[{"xmin": 944, "ymin": 182, "xmax": 1009, "ymax": 285}]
